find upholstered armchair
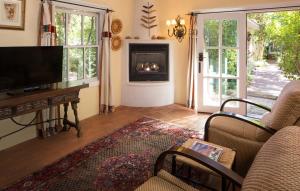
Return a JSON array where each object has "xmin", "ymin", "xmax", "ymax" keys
[
  {"xmin": 135, "ymin": 126, "xmax": 300, "ymax": 191},
  {"xmin": 135, "ymin": 145, "xmax": 243, "ymax": 191},
  {"xmin": 204, "ymin": 80, "xmax": 300, "ymax": 176}
]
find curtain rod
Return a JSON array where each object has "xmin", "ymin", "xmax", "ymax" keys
[
  {"xmin": 188, "ymin": 5, "xmax": 300, "ymax": 15},
  {"xmin": 41, "ymin": 0, "xmax": 114, "ymax": 12}
]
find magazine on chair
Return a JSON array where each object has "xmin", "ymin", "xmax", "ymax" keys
[{"xmin": 189, "ymin": 141, "xmax": 223, "ymax": 161}]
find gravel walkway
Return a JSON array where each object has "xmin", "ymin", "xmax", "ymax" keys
[{"xmin": 247, "ymin": 61, "xmax": 290, "ymax": 117}]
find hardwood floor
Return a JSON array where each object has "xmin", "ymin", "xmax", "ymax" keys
[{"xmin": 0, "ymin": 104, "xmax": 209, "ymax": 188}]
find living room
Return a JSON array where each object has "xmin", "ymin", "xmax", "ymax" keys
[{"xmin": 0, "ymin": 0, "xmax": 299, "ymax": 190}]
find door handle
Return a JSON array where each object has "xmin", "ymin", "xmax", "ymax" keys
[{"xmin": 199, "ymin": 52, "xmax": 203, "ymax": 73}]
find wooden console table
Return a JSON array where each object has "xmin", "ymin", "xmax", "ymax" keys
[{"xmin": 0, "ymin": 82, "xmax": 89, "ymax": 138}]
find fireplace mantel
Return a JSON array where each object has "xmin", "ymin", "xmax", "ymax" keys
[{"xmin": 121, "ymin": 40, "xmax": 174, "ymax": 107}]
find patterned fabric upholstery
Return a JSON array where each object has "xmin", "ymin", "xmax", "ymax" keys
[
  {"xmin": 210, "ymin": 116, "xmax": 271, "ymax": 142},
  {"xmin": 207, "ymin": 80, "xmax": 300, "ymax": 175},
  {"xmin": 262, "ymin": 80, "xmax": 300, "ymax": 130},
  {"xmin": 135, "ymin": 170, "xmax": 199, "ymax": 191},
  {"xmin": 136, "ymin": 126, "xmax": 300, "ymax": 191},
  {"xmin": 242, "ymin": 126, "xmax": 300, "ymax": 190}
]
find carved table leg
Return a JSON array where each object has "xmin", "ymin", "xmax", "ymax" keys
[
  {"xmin": 63, "ymin": 103, "xmax": 69, "ymax": 131},
  {"xmin": 71, "ymin": 101, "xmax": 81, "ymax": 137}
]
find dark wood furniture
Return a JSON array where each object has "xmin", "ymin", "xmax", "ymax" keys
[{"xmin": 0, "ymin": 82, "xmax": 89, "ymax": 138}]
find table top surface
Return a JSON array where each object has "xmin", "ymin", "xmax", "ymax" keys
[
  {"xmin": 177, "ymin": 138, "xmax": 236, "ymax": 170},
  {"xmin": 0, "ymin": 82, "xmax": 89, "ymax": 107}
]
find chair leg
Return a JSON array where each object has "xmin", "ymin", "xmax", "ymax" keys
[
  {"xmin": 222, "ymin": 176, "xmax": 227, "ymax": 191},
  {"xmin": 172, "ymin": 155, "xmax": 177, "ymax": 175},
  {"xmin": 187, "ymin": 166, "xmax": 192, "ymax": 180}
]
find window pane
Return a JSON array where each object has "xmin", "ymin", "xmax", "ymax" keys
[
  {"xmin": 204, "ymin": 20, "xmax": 219, "ymax": 47},
  {"xmin": 68, "ymin": 14, "xmax": 82, "ymax": 45},
  {"xmin": 204, "ymin": 49, "xmax": 219, "ymax": 76},
  {"xmin": 69, "ymin": 48, "xmax": 84, "ymax": 81},
  {"xmin": 222, "ymin": 79, "xmax": 238, "ymax": 107},
  {"xmin": 83, "ymin": 16, "xmax": 97, "ymax": 45},
  {"xmin": 85, "ymin": 47, "xmax": 97, "ymax": 79},
  {"xmin": 55, "ymin": 12, "xmax": 66, "ymax": 45},
  {"xmin": 222, "ymin": 20, "xmax": 237, "ymax": 47},
  {"xmin": 62, "ymin": 48, "xmax": 68, "ymax": 81},
  {"xmin": 222, "ymin": 49, "xmax": 237, "ymax": 77},
  {"xmin": 203, "ymin": 78, "xmax": 220, "ymax": 106}
]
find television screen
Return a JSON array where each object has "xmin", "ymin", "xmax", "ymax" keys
[{"xmin": 0, "ymin": 46, "xmax": 63, "ymax": 92}]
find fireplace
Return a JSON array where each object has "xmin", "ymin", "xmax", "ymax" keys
[
  {"xmin": 129, "ymin": 44, "xmax": 169, "ymax": 81},
  {"xmin": 122, "ymin": 40, "xmax": 174, "ymax": 107}
]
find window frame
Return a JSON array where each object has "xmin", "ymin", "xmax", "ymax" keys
[{"xmin": 54, "ymin": 6, "xmax": 100, "ymax": 85}]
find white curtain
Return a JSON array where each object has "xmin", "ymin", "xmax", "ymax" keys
[
  {"xmin": 99, "ymin": 11, "xmax": 115, "ymax": 114},
  {"xmin": 40, "ymin": 0, "xmax": 56, "ymax": 46},
  {"xmin": 186, "ymin": 14, "xmax": 198, "ymax": 112},
  {"xmin": 37, "ymin": 0, "xmax": 60, "ymax": 137}
]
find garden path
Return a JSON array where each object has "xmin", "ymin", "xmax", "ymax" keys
[
  {"xmin": 247, "ymin": 61, "xmax": 290, "ymax": 98},
  {"xmin": 246, "ymin": 61, "xmax": 290, "ymax": 117}
]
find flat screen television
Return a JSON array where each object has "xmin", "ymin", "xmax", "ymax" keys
[{"xmin": 0, "ymin": 46, "xmax": 63, "ymax": 92}]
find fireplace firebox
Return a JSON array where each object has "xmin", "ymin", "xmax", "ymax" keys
[{"xmin": 129, "ymin": 44, "xmax": 169, "ymax": 81}]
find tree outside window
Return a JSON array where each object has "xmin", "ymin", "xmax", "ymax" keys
[{"xmin": 55, "ymin": 9, "xmax": 99, "ymax": 82}]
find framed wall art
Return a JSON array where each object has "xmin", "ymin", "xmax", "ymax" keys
[{"xmin": 0, "ymin": 0, "xmax": 26, "ymax": 30}]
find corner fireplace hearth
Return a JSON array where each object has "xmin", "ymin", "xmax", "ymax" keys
[{"xmin": 129, "ymin": 44, "xmax": 169, "ymax": 82}]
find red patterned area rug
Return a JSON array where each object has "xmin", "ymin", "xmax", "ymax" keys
[{"xmin": 4, "ymin": 117, "xmax": 202, "ymax": 191}]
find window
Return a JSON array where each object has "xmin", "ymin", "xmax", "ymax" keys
[{"xmin": 55, "ymin": 8, "xmax": 99, "ymax": 83}]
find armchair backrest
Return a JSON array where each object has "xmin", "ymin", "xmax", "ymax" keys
[{"xmin": 261, "ymin": 80, "xmax": 300, "ymax": 130}]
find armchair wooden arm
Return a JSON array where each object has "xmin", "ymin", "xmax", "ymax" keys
[
  {"xmin": 220, "ymin": 98, "xmax": 271, "ymax": 112},
  {"xmin": 154, "ymin": 145, "xmax": 244, "ymax": 188},
  {"xmin": 204, "ymin": 112, "xmax": 277, "ymax": 141}
]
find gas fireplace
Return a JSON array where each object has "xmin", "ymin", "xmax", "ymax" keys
[{"xmin": 129, "ymin": 44, "xmax": 169, "ymax": 81}]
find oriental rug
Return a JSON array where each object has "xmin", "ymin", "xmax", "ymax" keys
[{"xmin": 4, "ymin": 117, "xmax": 202, "ymax": 191}]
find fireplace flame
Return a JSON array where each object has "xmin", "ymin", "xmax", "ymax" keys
[{"xmin": 136, "ymin": 62, "xmax": 160, "ymax": 72}]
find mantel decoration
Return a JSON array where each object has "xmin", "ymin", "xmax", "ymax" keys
[
  {"xmin": 166, "ymin": 15, "xmax": 187, "ymax": 42},
  {"xmin": 140, "ymin": 2, "xmax": 157, "ymax": 38},
  {"xmin": 0, "ymin": 0, "xmax": 26, "ymax": 30},
  {"xmin": 111, "ymin": 19, "xmax": 122, "ymax": 34}
]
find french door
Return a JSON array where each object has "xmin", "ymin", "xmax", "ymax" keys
[{"xmin": 197, "ymin": 13, "xmax": 247, "ymax": 114}]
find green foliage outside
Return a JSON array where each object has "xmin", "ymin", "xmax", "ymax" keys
[
  {"xmin": 55, "ymin": 11, "xmax": 97, "ymax": 81},
  {"xmin": 249, "ymin": 11, "xmax": 300, "ymax": 80},
  {"xmin": 204, "ymin": 19, "xmax": 238, "ymax": 96}
]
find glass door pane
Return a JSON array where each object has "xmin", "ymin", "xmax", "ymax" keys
[{"xmin": 198, "ymin": 13, "xmax": 246, "ymax": 114}]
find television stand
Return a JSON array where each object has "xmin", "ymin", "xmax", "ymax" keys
[{"xmin": 0, "ymin": 82, "xmax": 89, "ymax": 138}]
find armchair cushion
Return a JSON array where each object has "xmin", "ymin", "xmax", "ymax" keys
[
  {"xmin": 242, "ymin": 126, "xmax": 300, "ymax": 190},
  {"xmin": 135, "ymin": 170, "xmax": 198, "ymax": 191},
  {"xmin": 261, "ymin": 80, "xmax": 300, "ymax": 130},
  {"xmin": 210, "ymin": 116, "xmax": 271, "ymax": 142}
]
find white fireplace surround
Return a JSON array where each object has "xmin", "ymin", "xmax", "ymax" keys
[{"xmin": 121, "ymin": 40, "xmax": 174, "ymax": 107}]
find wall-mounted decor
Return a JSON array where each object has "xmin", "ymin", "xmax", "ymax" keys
[
  {"xmin": 166, "ymin": 15, "xmax": 186, "ymax": 42},
  {"xmin": 111, "ymin": 19, "xmax": 122, "ymax": 34},
  {"xmin": 140, "ymin": 2, "xmax": 157, "ymax": 38},
  {"xmin": 111, "ymin": 36, "xmax": 122, "ymax": 51},
  {"xmin": 0, "ymin": 0, "xmax": 26, "ymax": 30}
]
